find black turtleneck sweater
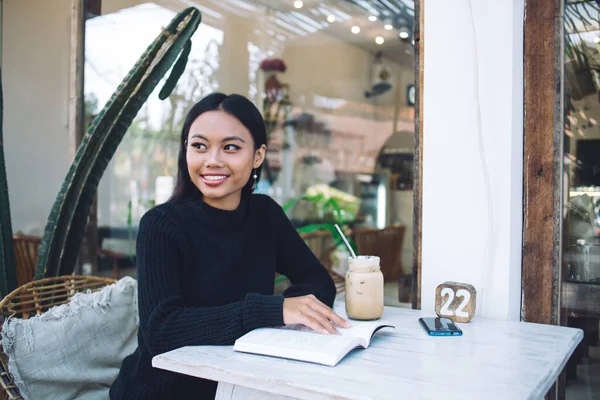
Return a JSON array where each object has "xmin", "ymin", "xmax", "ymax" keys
[{"xmin": 109, "ymin": 194, "xmax": 336, "ymax": 400}]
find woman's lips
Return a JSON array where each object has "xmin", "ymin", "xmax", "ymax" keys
[{"xmin": 200, "ymin": 174, "xmax": 229, "ymax": 187}]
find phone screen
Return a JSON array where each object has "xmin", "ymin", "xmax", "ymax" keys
[{"xmin": 419, "ymin": 317, "xmax": 463, "ymax": 336}]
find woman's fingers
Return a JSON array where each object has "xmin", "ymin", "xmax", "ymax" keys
[
  {"xmin": 299, "ymin": 314, "xmax": 331, "ymax": 335},
  {"xmin": 322, "ymin": 307, "xmax": 351, "ymax": 329},
  {"xmin": 306, "ymin": 296, "xmax": 351, "ymax": 328},
  {"xmin": 282, "ymin": 295, "xmax": 352, "ymax": 333},
  {"xmin": 302, "ymin": 306, "xmax": 338, "ymax": 334}
]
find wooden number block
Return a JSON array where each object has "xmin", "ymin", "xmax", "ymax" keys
[{"xmin": 435, "ymin": 282, "xmax": 477, "ymax": 323}]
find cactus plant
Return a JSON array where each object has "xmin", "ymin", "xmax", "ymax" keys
[
  {"xmin": 34, "ymin": 7, "xmax": 202, "ymax": 279},
  {"xmin": 0, "ymin": 68, "xmax": 18, "ymax": 296}
]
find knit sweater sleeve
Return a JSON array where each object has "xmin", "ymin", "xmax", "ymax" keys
[
  {"xmin": 136, "ymin": 207, "xmax": 284, "ymax": 355},
  {"xmin": 269, "ymin": 199, "xmax": 337, "ymax": 308}
]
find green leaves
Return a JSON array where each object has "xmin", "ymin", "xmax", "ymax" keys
[
  {"xmin": 35, "ymin": 7, "xmax": 202, "ymax": 279},
  {"xmin": 159, "ymin": 39, "xmax": 192, "ymax": 100},
  {"xmin": 277, "ymin": 191, "xmax": 359, "ymax": 287},
  {"xmin": 283, "ymin": 194, "xmax": 346, "ymax": 223},
  {"xmin": 284, "ymin": 196, "xmax": 358, "ymax": 254}
]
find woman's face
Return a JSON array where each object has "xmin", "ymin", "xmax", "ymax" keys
[{"xmin": 186, "ymin": 110, "xmax": 266, "ymax": 210}]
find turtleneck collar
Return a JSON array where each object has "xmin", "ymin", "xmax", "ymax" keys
[{"xmin": 189, "ymin": 197, "xmax": 248, "ymax": 232}]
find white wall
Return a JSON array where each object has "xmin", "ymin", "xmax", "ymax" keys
[
  {"xmin": 422, "ymin": 0, "xmax": 524, "ymax": 320},
  {"xmin": 2, "ymin": 0, "xmax": 72, "ymax": 234}
]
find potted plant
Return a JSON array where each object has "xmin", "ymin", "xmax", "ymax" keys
[
  {"xmin": 277, "ymin": 185, "xmax": 360, "ymax": 282},
  {"xmin": 0, "ymin": 7, "xmax": 202, "ymax": 296}
]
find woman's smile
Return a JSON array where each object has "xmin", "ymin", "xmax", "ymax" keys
[{"xmin": 200, "ymin": 173, "xmax": 230, "ymax": 186}]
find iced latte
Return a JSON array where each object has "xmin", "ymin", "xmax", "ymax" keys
[{"xmin": 345, "ymin": 256, "xmax": 384, "ymax": 320}]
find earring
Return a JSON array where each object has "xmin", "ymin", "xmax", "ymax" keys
[{"xmin": 252, "ymin": 169, "xmax": 259, "ymax": 191}]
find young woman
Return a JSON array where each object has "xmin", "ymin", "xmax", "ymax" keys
[{"xmin": 110, "ymin": 93, "xmax": 348, "ymax": 400}]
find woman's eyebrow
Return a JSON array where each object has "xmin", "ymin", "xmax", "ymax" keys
[
  {"xmin": 221, "ymin": 136, "xmax": 246, "ymax": 143},
  {"xmin": 189, "ymin": 134, "xmax": 246, "ymax": 144}
]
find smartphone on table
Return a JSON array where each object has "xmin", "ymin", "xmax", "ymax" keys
[{"xmin": 419, "ymin": 317, "xmax": 463, "ymax": 336}]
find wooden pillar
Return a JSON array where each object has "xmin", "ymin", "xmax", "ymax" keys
[
  {"xmin": 70, "ymin": 0, "xmax": 99, "ymax": 275},
  {"xmin": 522, "ymin": 0, "xmax": 563, "ymax": 397},
  {"xmin": 521, "ymin": 0, "xmax": 563, "ymax": 326},
  {"xmin": 411, "ymin": 0, "xmax": 423, "ymax": 310},
  {"xmin": 69, "ymin": 0, "xmax": 84, "ymax": 159}
]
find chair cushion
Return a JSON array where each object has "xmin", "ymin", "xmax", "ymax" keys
[{"xmin": 1, "ymin": 277, "xmax": 139, "ymax": 400}]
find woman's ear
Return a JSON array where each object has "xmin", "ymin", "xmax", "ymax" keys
[
  {"xmin": 253, "ymin": 144, "xmax": 267, "ymax": 169},
  {"xmin": 184, "ymin": 140, "xmax": 188, "ymax": 147}
]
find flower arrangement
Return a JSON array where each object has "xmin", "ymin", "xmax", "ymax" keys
[
  {"xmin": 260, "ymin": 58, "xmax": 287, "ymax": 73},
  {"xmin": 260, "ymin": 58, "xmax": 289, "ymax": 119}
]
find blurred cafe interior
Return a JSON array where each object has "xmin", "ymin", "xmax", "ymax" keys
[{"xmin": 81, "ymin": 0, "xmax": 418, "ymax": 306}]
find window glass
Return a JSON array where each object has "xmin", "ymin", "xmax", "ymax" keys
[
  {"xmin": 85, "ymin": 0, "xmax": 416, "ymax": 307},
  {"xmin": 563, "ymin": 1, "xmax": 600, "ymax": 397}
]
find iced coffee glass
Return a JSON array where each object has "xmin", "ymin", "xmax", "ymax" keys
[{"xmin": 345, "ymin": 256, "xmax": 384, "ymax": 320}]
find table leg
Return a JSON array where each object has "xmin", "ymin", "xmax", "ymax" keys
[{"xmin": 216, "ymin": 382, "xmax": 299, "ymax": 399}]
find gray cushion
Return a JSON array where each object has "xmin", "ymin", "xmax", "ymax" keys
[{"xmin": 1, "ymin": 277, "xmax": 139, "ymax": 400}]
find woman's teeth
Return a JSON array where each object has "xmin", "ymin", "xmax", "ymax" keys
[{"xmin": 204, "ymin": 175, "xmax": 227, "ymax": 181}]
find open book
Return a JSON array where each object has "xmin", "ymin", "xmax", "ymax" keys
[{"xmin": 233, "ymin": 319, "xmax": 395, "ymax": 366}]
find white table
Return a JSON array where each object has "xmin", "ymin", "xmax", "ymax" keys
[{"xmin": 152, "ymin": 304, "xmax": 583, "ymax": 400}]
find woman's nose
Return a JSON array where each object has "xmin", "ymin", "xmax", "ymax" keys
[{"xmin": 204, "ymin": 149, "xmax": 223, "ymax": 167}]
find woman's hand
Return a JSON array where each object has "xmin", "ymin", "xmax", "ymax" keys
[{"xmin": 283, "ymin": 295, "xmax": 351, "ymax": 334}]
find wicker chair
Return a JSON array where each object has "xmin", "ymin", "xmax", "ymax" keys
[
  {"xmin": 0, "ymin": 276, "xmax": 116, "ymax": 400},
  {"xmin": 12, "ymin": 235, "xmax": 42, "ymax": 287},
  {"xmin": 352, "ymin": 225, "xmax": 406, "ymax": 282}
]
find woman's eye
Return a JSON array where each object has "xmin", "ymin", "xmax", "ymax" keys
[
  {"xmin": 191, "ymin": 142, "xmax": 207, "ymax": 150},
  {"xmin": 224, "ymin": 144, "xmax": 241, "ymax": 151}
]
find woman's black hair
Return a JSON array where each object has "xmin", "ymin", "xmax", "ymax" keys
[{"xmin": 169, "ymin": 93, "xmax": 267, "ymax": 202}]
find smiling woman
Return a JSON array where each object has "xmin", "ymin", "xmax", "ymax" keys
[
  {"xmin": 178, "ymin": 94, "xmax": 267, "ymax": 210},
  {"xmin": 109, "ymin": 93, "xmax": 347, "ymax": 400}
]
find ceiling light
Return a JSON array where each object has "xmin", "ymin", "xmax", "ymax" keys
[
  {"xmin": 327, "ymin": 15, "xmax": 336, "ymax": 23},
  {"xmin": 594, "ymin": 37, "xmax": 600, "ymax": 44},
  {"xmin": 384, "ymin": 24, "xmax": 393, "ymax": 30},
  {"xmin": 399, "ymin": 26, "xmax": 410, "ymax": 40},
  {"xmin": 351, "ymin": 26, "xmax": 360, "ymax": 34},
  {"xmin": 293, "ymin": 0, "xmax": 303, "ymax": 9},
  {"xmin": 375, "ymin": 36, "xmax": 384, "ymax": 45},
  {"xmin": 369, "ymin": 15, "xmax": 377, "ymax": 22}
]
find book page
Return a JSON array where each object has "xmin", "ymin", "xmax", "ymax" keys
[
  {"xmin": 338, "ymin": 320, "xmax": 395, "ymax": 346},
  {"xmin": 274, "ymin": 320, "xmax": 394, "ymax": 347},
  {"xmin": 280, "ymin": 323, "xmax": 350, "ymax": 335},
  {"xmin": 285, "ymin": 320, "xmax": 396, "ymax": 347},
  {"xmin": 233, "ymin": 327, "xmax": 359, "ymax": 366},
  {"xmin": 330, "ymin": 305, "xmax": 395, "ymax": 345}
]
